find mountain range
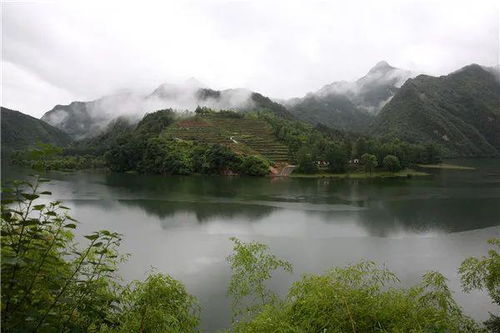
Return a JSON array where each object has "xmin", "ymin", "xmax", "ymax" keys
[
  {"xmin": 372, "ymin": 64, "xmax": 500, "ymax": 157},
  {"xmin": 285, "ymin": 61, "xmax": 415, "ymax": 132},
  {"xmin": 3, "ymin": 61, "xmax": 500, "ymax": 158},
  {"xmin": 41, "ymin": 81, "xmax": 289, "ymax": 139}
]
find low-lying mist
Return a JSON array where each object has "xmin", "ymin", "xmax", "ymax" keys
[{"xmin": 41, "ymin": 80, "xmax": 256, "ymax": 139}]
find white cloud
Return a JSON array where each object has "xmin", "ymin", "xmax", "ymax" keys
[{"xmin": 1, "ymin": 0, "xmax": 499, "ymax": 117}]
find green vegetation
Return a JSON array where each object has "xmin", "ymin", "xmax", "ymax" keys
[
  {"xmin": 459, "ymin": 239, "xmax": 500, "ymax": 331},
  {"xmin": 286, "ymin": 61, "xmax": 410, "ymax": 134},
  {"xmin": 11, "ymin": 142, "xmax": 106, "ymax": 171},
  {"xmin": 290, "ymin": 168, "xmax": 429, "ymax": 179},
  {"xmin": 287, "ymin": 92, "xmax": 373, "ymax": 133},
  {"xmin": 295, "ymin": 147, "xmax": 319, "ymax": 174},
  {"xmin": 227, "ymin": 237, "xmax": 292, "ymax": 323},
  {"xmin": 361, "ymin": 153, "xmax": 378, "ymax": 174},
  {"xmin": 239, "ymin": 155, "xmax": 270, "ymax": 176},
  {"xmin": 372, "ymin": 65, "xmax": 500, "ymax": 157},
  {"xmin": 164, "ymin": 107, "xmax": 290, "ymax": 163},
  {"xmin": 11, "ymin": 109, "xmax": 275, "ymax": 176},
  {"xmin": 100, "ymin": 109, "xmax": 279, "ymax": 176},
  {"xmin": 231, "ymin": 261, "xmax": 480, "ymax": 332},
  {"xmin": 226, "ymin": 237, "xmax": 498, "ymax": 333},
  {"xmin": 1, "ymin": 177, "xmax": 498, "ymax": 332},
  {"xmin": 288, "ymin": 63, "xmax": 499, "ymax": 159},
  {"xmin": 5, "ymin": 107, "xmax": 445, "ymax": 178},
  {"xmin": 102, "ymin": 274, "xmax": 200, "ymax": 332},
  {"xmin": 1, "ymin": 107, "xmax": 72, "ymax": 158},
  {"xmin": 31, "ymin": 62, "xmax": 500, "ymax": 161},
  {"xmin": 417, "ymin": 163, "xmax": 476, "ymax": 170},
  {"xmin": 1, "ymin": 176, "xmax": 199, "ymax": 332},
  {"xmin": 258, "ymin": 111, "xmax": 442, "ymax": 175},
  {"xmin": 382, "ymin": 154, "xmax": 401, "ymax": 172}
]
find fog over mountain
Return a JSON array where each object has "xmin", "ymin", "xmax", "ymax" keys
[
  {"xmin": 314, "ymin": 61, "xmax": 416, "ymax": 114},
  {"xmin": 41, "ymin": 80, "xmax": 257, "ymax": 139},
  {"xmin": 371, "ymin": 64, "xmax": 500, "ymax": 156},
  {"xmin": 2, "ymin": 1, "xmax": 498, "ymax": 117},
  {"xmin": 283, "ymin": 61, "xmax": 417, "ymax": 132}
]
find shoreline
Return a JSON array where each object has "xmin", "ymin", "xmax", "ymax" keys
[
  {"xmin": 289, "ymin": 168, "xmax": 430, "ymax": 179},
  {"xmin": 417, "ymin": 163, "xmax": 475, "ymax": 170}
]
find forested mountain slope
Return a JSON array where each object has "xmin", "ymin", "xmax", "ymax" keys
[
  {"xmin": 286, "ymin": 61, "xmax": 415, "ymax": 132},
  {"xmin": 371, "ymin": 64, "xmax": 500, "ymax": 157},
  {"xmin": 1, "ymin": 107, "xmax": 72, "ymax": 155},
  {"xmin": 41, "ymin": 82, "xmax": 291, "ymax": 139}
]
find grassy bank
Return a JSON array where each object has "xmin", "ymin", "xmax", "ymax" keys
[
  {"xmin": 417, "ymin": 163, "xmax": 475, "ymax": 170},
  {"xmin": 290, "ymin": 168, "xmax": 429, "ymax": 179}
]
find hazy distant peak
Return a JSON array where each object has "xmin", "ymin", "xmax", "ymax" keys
[
  {"xmin": 184, "ymin": 77, "xmax": 206, "ymax": 89},
  {"xmin": 445, "ymin": 64, "xmax": 499, "ymax": 81},
  {"xmin": 220, "ymin": 87, "xmax": 252, "ymax": 95},
  {"xmin": 368, "ymin": 60, "xmax": 395, "ymax": 74}
]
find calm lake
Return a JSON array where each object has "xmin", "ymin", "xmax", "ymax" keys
[{"xmin": 3, "ymin": 159, "xmax": 500, "ymax": 331}]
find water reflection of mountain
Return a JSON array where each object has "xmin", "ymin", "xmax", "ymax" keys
[
  {"xmin": 314, "ymin": 197, "xmax": 500, "ymax": 237},
  {"xmin": 118, "ymin": 200, "xmax": 275, "ymax": 224}
]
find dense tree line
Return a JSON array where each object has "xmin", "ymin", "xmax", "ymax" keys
[
  {"xmin": 100, "ymin": 109, "xmax": 270, "ymax": 176},
  {"xmin": 105, "ymin": 133, "xmax": 269, "ymax": 177},
  {"xmin": 10, "ymin": 108, "xmax": 443, "ymax": 177},
  {"xmin": 100, "ymin": 109, "xmax": 269, "ymax": 176},
  {"xmin": 11, "ymin": 142, "xmax": 106, "ymax": 171},
  {"xmin": 11, "ymin": 110, "xmax": 271, "ymax": 177},
  {"xmin": 256, "ymin": 111, "xmax": 441, "ymax": 174},
  {"xmin": 1, "ymin": 178, "xmax": 498, "ymax": 332}
]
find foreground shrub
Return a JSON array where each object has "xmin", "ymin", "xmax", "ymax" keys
[
  {"xmin": 460, "ymin": 239, "xmax": 500, "ymax": 331},
  {"xmin": 1, "ymin": 176, "xmax": 199, "ymax": 332},
  {"xmin": 234, "ymin": 261, "xmax": 481, "ymax": 332},
  {"xmin": 227, "ymin": 237, "xmax": 292, "ymax": 324},
  {"xmin": 103, "ymin": 273, "xmax": 200, "ymax": 332},
  {"xmin": 228, "ymin": 239, "xmax": 484, "ymax": 333}
]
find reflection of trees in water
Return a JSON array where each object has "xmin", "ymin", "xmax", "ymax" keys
[
  {"xmin": 103, "ymin": 173, "xmax": 364, "ymax": 204},
  {"xmin": 118, "ymin": 200, "xmax": 275, "ymax": 224},
  {"xmin": 104, "ymin": 173, "xmax": 280, "ymax": 200},
  {"xmin": 317, "ymin": 198, "xmax": 500, "ymax": 237},
  {"xmin": 51, "ymin": 171, "xmax": 500, "ymax": 236}
]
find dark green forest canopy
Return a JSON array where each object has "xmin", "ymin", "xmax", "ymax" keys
[
  {"xmin": 7, "ymin": 107, "xmax": 442, "ymax": 175},
  {"xmin": 1, "ymin": 107, "xmax": 72, "ymax": 157},
  {"xmin": 372, "ymin": 65, "xmax": 500, "ymax": 157}
]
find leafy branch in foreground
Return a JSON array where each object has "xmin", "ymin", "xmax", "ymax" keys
[
  {"xmin": 101, "ymin": 273, "xmax": 200, "ymax": 333},
  {"xmin": 226, "ymin": 238, "xmax": 486, "ymax": 333},
  {"xmin": 226, "ymin": 237, "xmax": 292, "ymax": 324},
  {"xmin": 460, "ymin": 238, "xmax": 500, "ymax": 331},
  {"xmin": 1, "ymin": 176, "xmax": 495, "ymax": 332},
  {"xmin": 1, "ymin": 176, "xmax": 199, "ymax": 332}
]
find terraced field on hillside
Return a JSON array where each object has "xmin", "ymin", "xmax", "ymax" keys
[{"xmin": 162, "ymin": 115, "xmax": 290, "ymax": 163}]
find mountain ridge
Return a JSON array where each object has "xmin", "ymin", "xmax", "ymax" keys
[
  {"xmin": 285, "ymin": 61, "xmax": 416, "ymax": 133},
  {"xmin": 34, "ymin": 62, "xmax": 500, "ymax": 158},
  {"xmin": 1, "ymin": 107, "xmax": 72, "ymax": 155},
  {"xmin": 41, "ymin": 82, "xmax": 291, "ymax": 139},
  {"xmin": 371, "ymin": 64, "xmax": 500, "ymax": 156}
]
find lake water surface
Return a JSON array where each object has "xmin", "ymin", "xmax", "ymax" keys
[{"xmin": 3, "ymin": 159, "xmax": 500, "ymax": 331}]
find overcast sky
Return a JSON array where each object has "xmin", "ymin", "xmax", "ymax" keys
[{"xmin": 2, "ymin": 0, "xmax": 499, "ymax": 117}]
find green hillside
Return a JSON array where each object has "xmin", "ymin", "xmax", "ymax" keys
[
  {"xmin": 287, "ymin": 93, "xmax": 373, "ymax": 133},
  {"xmin": 1, "ymin": 107, "xmax": 72, "ymax": 155},
  {"xmin": 371, "ymin": 65, "xmax": 500, "ymax": 157},
  {"xmin": 163, "ymin": 112, "xmax": 290, "ymax": 163}
]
